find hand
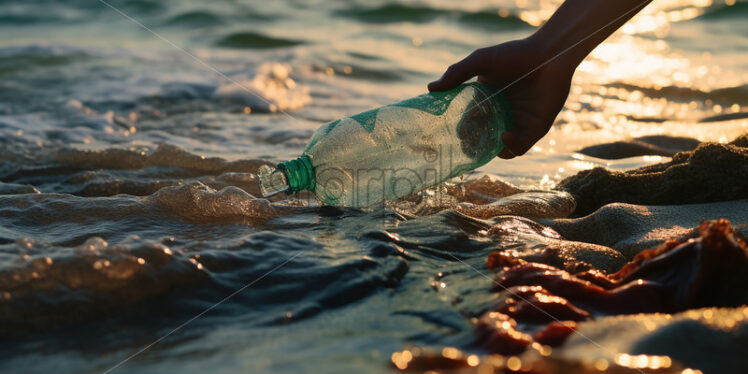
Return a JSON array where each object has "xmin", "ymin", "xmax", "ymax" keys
[{"xmin": 428, "ymin": 38, "xmax": 576, "ymax": 159}]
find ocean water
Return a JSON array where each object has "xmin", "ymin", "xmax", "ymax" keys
[{"xmin": 0, "ymin": 0, "xmax": 747, "ymax": 373}]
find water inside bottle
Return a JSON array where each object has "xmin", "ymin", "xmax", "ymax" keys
[{"xmin": 456, "ymin": 87, "xmax": 500, "ymax": 159}]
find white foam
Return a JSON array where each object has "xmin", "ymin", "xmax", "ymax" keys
[{"xmin": 213, "ymin": 62, "xmax": 311, "ymax": 112}]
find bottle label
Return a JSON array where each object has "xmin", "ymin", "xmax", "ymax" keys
[
  {"xmin": 349, "ymin": 108, "xmax": 378, "ymax": 132},
  {"xmin": 309, "ymin": 83, "xmax": 495, "ymax": 141},
  {"xmin": 391, "ymin": 88, "xmax": 461, "ymax": 116},
  {"xmin": 332, "ymin": 86, "xmax": 464, "ymax": 134}
]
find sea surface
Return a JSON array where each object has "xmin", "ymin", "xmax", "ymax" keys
[{"xmin": 0, "ymin": 0, "xmax": 747, "ymax": 373}]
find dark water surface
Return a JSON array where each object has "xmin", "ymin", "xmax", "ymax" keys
[{"xmin": 1, "ymin": 0, "xmax": 747, "ymax": 373}]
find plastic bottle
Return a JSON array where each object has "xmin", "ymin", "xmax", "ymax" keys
[{"xmin": 258, "ymin": 82, "xmax": 512, "ymax": 208}]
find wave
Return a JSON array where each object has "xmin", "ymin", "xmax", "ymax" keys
[
  {"xmin": 0, "ymin": 188, "xmax": 403, "ymax": 334},
  {"xmin": 697, "ymin": 2, "xmax": 748, "ymax": 20},
  {"xmin": 323, "ymin": 61, "xmax": 404, "ymax": 81},
  {"xmin": 165, "ymin": 10, "xmax": 225, "ymax": 27},
  {"xmin": 1, "ymin": 143, "xmax": 273, "ymax": 197},
  {"xmin": 336, "ymin": 3, "xmax": 530, "ymax": 28},
  {"xmin": 457, "ymin": 9, "xmax": 532, "ymax": 30},
  {"xmin": 54, "ymin": 143, "xmax": 267, "ymax": 174},
  {"xmin": 146, "ymin": 181, "xmax": 281, "ymax": 222},
  {"xmin": 110, "ymin": 0, "xmax": 166, "ymax": 15},
  {"xmin": 213, "ymin": 63, "xmax": 311, "ymax": 112},
  {"xmin": 0, "ymin": 236, "xmax": 209, "ymax": 334},
  {"xmin": 214, "ymin": 31, "xmax": 304, "ymax": 49},
  {"xmin": 605, "ymin": 82, "xmax": 748, "ymax": 104},
  {"xmin": 0, "ymin": 228, "xmax": 409, "ymax": 334},
  {"xmin": 0, "ymin": 14, "xmax": 55, "ymax": 26},
  {"xmin": 336, "ymin": 3, "xmax": 446, "ymax": 23},
  {"xmin": 0, "ymin": 45, "xmax": 89, "ymax": 75}
]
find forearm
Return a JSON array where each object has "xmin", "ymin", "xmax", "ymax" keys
[
  {"xmin": 428, "ymin": 0, "xmax": 655, "ymax": 157},
  {"xmin": 528, "ymin": 0, "xmax": 653, "ymax": 68}
]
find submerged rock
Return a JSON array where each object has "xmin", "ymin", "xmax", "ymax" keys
[{"xmin": 558, "ymin": 134, "xmax": 748, "ymax": 216}]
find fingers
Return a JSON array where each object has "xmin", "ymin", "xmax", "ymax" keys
[
  {"xmin": 497, "ymin": 130, "xmax": 533, "ymax": 160},
  {"xmin": 497, "ymin": 131, "xmax": 521, "ymax": 159},
  {"xmin": 428, "ymin": 49, "xmax": 489, "ymax": 92}
]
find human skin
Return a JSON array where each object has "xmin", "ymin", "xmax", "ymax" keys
[{"xmin": 428, "ymin": 0, "xmax": 653, "ymax": 159}]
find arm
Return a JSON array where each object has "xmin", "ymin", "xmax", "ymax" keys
[{"xmin": 428, "ymin": 0, "xmax": 653, "ymax": 159}]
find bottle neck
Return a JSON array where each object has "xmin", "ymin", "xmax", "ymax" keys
[{"xmin": 279, "ymin": 155, "xmax": 315, "ymax": 194}]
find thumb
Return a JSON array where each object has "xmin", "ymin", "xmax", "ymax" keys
[{"xmin": 428, "ymin": 49, "xmax": 489, "ymax": 92}]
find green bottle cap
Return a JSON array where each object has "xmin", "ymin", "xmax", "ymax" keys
[{"xmin": 278, "ymin": 154, "xmax": 316, "ymax": 194}]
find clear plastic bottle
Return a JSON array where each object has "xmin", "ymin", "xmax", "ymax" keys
[{"xmin": 258, "ymin": 82, "xmax": 512, "ymax": 208}]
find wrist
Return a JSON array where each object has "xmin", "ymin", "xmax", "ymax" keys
[
  {"xmin": 524, "ymin": 33, "xmax": 552, "ymax": 62},
  {"xmin": 525, "ymin": 32, "xmax": 582, "ymax": 70}
]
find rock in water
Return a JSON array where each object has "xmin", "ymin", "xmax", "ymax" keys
[
  {"xmin": 558, "ymin": 134, "xmax": 748, "ymax": 216},
  {"xmin": 577, "ymin": 135, "xmax": 701, "ymax": 160}
]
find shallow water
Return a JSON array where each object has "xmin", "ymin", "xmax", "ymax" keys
[{"xmin": 1, "ymin": 0, "xmax": 747, "ymax": 373}]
